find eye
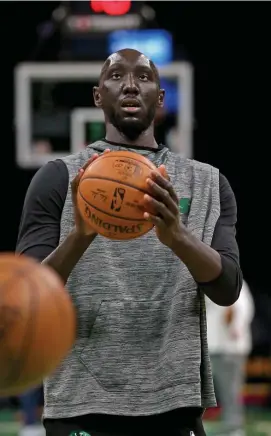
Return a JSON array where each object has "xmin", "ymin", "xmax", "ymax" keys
[
  {"xmin": 111, "ymin": 72, "xmax": 121, "ymax": 80},
  {"xmin": 139, "ymin": 73, "xmax": 149, "ymax": 81}
]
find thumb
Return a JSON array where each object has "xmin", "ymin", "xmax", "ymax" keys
[{"xmin": 71, "ymin": 168, "xmax": 84, "ymax": 196}]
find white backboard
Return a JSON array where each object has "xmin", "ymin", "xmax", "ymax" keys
[{"xmin": 14, "ymin": 62, "xmax": 193, "ymax": 169}]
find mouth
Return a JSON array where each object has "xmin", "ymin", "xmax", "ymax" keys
[{"xmin": 121, "ymin": 99, "xmax": 141, "ymax": 114}]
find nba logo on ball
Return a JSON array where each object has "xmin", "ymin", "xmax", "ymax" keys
[{"xmin": 110, "ymin": 187, "xmax": 126, "ymax": 212}]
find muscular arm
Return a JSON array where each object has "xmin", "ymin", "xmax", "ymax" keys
[
  {"xmin": 16, "ymin": 160, "xmax": 94, "ymax": 284},
  {"xmin": 172, "ymin": 174, "xmax": 242, "ymax": 306}
]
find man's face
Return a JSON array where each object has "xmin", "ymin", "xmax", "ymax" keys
[{"xmin": 93, "ymin": 51, "xmax": 165, "ymax": 141}]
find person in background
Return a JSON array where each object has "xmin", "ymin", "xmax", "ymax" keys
[
  {"xmin": 19, "ymin": 387, "xmax": 45, "ymax": 436},
  {"xmin": 206, "ymin": 280, "xmax": 254, "ymax": 436}
]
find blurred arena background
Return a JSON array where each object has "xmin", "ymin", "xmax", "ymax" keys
[{"xmin": 0, "ymin": 1, "xmax": 270, "ymax": 435}]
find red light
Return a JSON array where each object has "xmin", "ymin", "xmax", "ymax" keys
[
  {"xmin": 90, "ymin": 1, "xmax": 103, "ymax": 12},
  {"xmin": 90, "ymin": 0, "xmax": 131, "ymax": 16}
]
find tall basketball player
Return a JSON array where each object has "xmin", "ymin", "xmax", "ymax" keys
[{"xmin": 17, "ymin": 49, "xmax": 242, "ymax": 436}]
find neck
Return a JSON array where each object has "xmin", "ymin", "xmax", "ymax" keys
[{"xmin": 105, "ymin": 123, "xmax": 158, "ymax": 149}]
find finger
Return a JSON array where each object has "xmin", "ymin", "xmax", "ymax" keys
[
  {"xmin": 82, "ymin": 148, "xmax": 111, "ymax": 170},
  {"xmin": 158, "ymin": 164, "xmax": 170, "ymax": 181},
  {"xmin": 71, "ymin": 168, "xmax": 84, "ymax": 194},
  {"xmin": 71, "ymin": 149, "xmax": 111, "ymax": 193},
  {"xmin": 146, "ymin": 178, "xmax": 179, "ymax": 215},
  {"xmin": 150, "ymin": 170, "xmax": 178, "ymax": 204},
  {"xmin": 143, "ymin": 194, "xmax": 175, "ymax": 224},
  {"xmin": 149, "ymin": 170, "xmax": 178, "ymax": 204},
  {"xmin": 81, "ymin": 153, "xmax": 99, "ymax": 171},
  {"xmin": 143, "ymin": 212, "xmax": 164, "ymax": 227}
]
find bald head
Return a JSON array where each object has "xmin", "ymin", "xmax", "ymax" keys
[
  {"xmin": 93, "ymin": 47, "xmax": 165, "ymax": 142},
  {"xmin": 99, "ymin": 48, "xmax": 160, "ymax": 87}
]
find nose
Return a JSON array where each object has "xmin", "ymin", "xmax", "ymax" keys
[{"xmin": 123, "ymin": 73, "xmax": 139, "ymax": 95}]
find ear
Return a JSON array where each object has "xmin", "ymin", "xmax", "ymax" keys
[
  {"xmin": 93, "ymin": 86, "xmax": 102, "ymax": 108},
  {"xmin": 157, "ymin": 89, "xmax": 165, "ymax": 108}
]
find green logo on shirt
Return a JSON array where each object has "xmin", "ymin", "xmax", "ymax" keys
[
  {"xmin": 69, "ymin": 432, "xmax": 91, "ymax": 436},
  {"xmin": 179, "ymin": 198, "xmax": 191, "ymax": 214}
]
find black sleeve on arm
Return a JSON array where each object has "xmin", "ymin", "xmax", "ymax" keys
[
  {"xmin": 198, "ymin": 173, "xmax": 243, "ymax": 306},
  {"xmin": 16, "ymin": 160, "xmax": 69, "ymax": 262}
]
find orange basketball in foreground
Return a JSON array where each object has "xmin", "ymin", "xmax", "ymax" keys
[
  {"xmin": 77, "ymin": 150, "xmax": 157, "ymax": 240},
  {"xmin": 0, "ymin": 253, "xmax": 76, "ymax": 397}
]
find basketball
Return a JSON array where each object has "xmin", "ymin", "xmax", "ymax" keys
[
  {"xmin": 0, "ymin": 253, "xmax": 76, "ymax": 397},
  {"xmin": 77, "ymin": 150, "xmax": 157, "ymax": 240}
]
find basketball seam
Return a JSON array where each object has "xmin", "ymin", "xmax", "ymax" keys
[
  {"xmin": 91, "ymin": 153, "xmax": 155, "ymax": 171},
  {"xmin": 10, "ymin": 271, "xmax": 40, "ymax": 387},
  {"xmin": 78, "ymin": 190, "xmax": 146, "ymax": 222},
  {"xmin": 0, "ymin": 267, "xmax": 32, "ymax": 389},
  {"xmin": 0, "ymin": 266, "xmax": 39, "ymax": 391},
  {"xmin": 80, "ymin": 176, "xmax": 149, "ymax": 195}
]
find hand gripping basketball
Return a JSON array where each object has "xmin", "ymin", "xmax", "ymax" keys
[{"xmin": 71, "ymin": 150, "xmax": 111, "ymax": 236}]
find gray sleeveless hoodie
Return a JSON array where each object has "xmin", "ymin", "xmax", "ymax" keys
[{"xmin": 43, "ymin": 140, "xmax": 220, "ymax": 418}]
